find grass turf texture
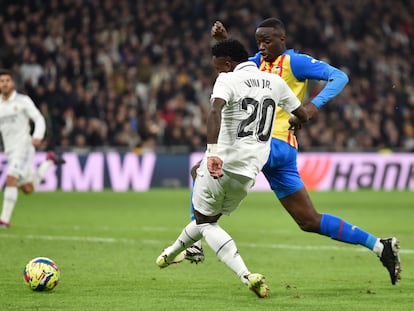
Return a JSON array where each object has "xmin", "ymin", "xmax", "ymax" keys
[{"xmin": 0, "ymin": 190, "xmax": 412, "ymax": 311}]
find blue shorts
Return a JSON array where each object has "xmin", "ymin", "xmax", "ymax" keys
[{"xmin": 262, "ymin": 138, "xmax": 304, "ymax": 199}]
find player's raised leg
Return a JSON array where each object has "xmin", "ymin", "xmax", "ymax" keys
[
  {"xmin": 185, "ymin": 162, "xmax": 205, "ymax": 264},
  {"xmin": 33, "ymin": 151, "xmax": 65, "ymax": 185},
  {"xmin": 278, "ymin": 186, "xmax": 402, "ymax": 284},
  {"xmin": 197, "ymin": 222, "xmax": 269, "ymax": 298},
  {"xmin": 320, "ymin": 214, "xmax": 401, "ymax": 284},
  {"xmin": 0, "ymin": 175, "xmax": 19, "ymax": 228},
  {"xmin": 185, "ymin": 196, "xmax": 205, "ymax": 264},
  {"xmin": 156, "ymin": 220, "xmax": 202, "ymax": 268}
]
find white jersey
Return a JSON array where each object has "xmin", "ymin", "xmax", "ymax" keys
[
  {"xmin": 0, "ymin": 91, "xmax": 46, "ymax": 154},
  {"xmin": 211, "ymin": 61, "xmax": 301, "ymax": 179}
]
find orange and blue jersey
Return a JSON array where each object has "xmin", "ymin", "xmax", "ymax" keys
[
  {"xmin": 249, "ymin": 49, "xmax": 348, "ymax": 149},
  {"xmin": 249, "ymin": 50, "xmax": 379, "ymax": 252}
]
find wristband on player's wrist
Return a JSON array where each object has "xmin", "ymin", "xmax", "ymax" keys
[{"xmin": 206, "ymin": 144, "xmax": 218, "ymax": 157}]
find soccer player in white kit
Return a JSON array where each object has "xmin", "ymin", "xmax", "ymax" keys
[
  {"xmin": 0, "ymin": 69, "xmax": 65, "ymax": 228},
  {"xmin": 156, "ymin": 39, "xmax": 308, "ymax": 298}
]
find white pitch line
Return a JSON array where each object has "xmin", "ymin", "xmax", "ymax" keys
[
  {"xmin": 1, "ymin": 233, "xmax": 413, "ymax": 254},
  {"xmin": 241, "ymin": 242, "xmax": 414, "ymax": 254},
  {"xmin": 0, "ymin": 233, "xmax": 135, "ymax": 244}
]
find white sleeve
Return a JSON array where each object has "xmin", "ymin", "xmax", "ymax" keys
[
  {"xmin": 275, "ymin": 78, "xmax": 301, "ymax": 113},
  {"xmin": 211, "ymin": 74, "xmax": 232, "ymax": 103},
  {"xmin": 24, "ymin": 96, "xmax": 46, "ymax": 140}
]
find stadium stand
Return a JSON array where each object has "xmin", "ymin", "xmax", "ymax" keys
[{"xmin": 0, "ymin": 0, "xmax": 413, "ymax": 153}]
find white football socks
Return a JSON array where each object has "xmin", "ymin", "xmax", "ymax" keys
[
  {"xmin": 193, "ymin": 239, "xmax": 203, "ymax": 249},
  {"xmin": 164, "ymin": 220, "xmax": 202, "ymax": 259},
  {"xmin": 0, "ymin": 186, "xmax": 18, "ymax": 223},
  {"xmin": 162, "ymin": 220, "xmax": 251, "ymax": 285},
  {"xmin": 34, "ymin": 160, "xmax": 54, "ymax": 185},
  {"xmin": 373, "ymin": 238, "xmax": 384, "ymax": 257},
  {"xmin": 198, "ymin": 222, "xmax": 250, "ymax": 284}
]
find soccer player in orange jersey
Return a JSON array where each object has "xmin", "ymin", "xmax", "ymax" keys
[{"xmin": 184, "ymin": 19, "xmax": 401, "ymax": 286}]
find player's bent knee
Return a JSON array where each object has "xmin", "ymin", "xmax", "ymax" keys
[
  {"xmin": 6, "ymin": 175, "xmax": 19, "ymax": 187},
  {"xmin": 20, "ymin": 183, "xmax": 34, "ymax": 194},
  {"xmin": 194, "ymin": 209, "xmax": 222, "ymax": 224}
]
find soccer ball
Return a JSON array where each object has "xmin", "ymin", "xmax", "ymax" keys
[{"xmin": 23, "ymin": 257, "xmax": 60, "ymax": 291}]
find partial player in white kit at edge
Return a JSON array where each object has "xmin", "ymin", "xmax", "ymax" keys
[
  {"xmin": 0, "ymin": 69, "xmax": 65, "ymax": 228},
  {"xmin": 156, "ymin": 39, "xmax": 308, "ymax": 298}
]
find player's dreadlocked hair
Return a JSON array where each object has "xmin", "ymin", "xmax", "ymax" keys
[
  {"xmin": 257, "ymin": 18, "xmax": 285, "ymax": 31},
  {"xmin": 211, "ymin": 39, "xmax": 248, "ymax": 63}
]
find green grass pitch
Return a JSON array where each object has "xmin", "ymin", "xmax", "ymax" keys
[{"xmin": 0, "ymin": 190, "xmax": 413, "ymax": 311}]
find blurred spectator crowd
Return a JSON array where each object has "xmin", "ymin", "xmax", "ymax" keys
[{"xmin": 0, "ymin": 0, "xmax": 413, "ymax": 153}]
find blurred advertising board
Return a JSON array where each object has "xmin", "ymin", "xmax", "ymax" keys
[{"xmin": 1, "ymin": 152, "xmax": 413, "ymax": 191}]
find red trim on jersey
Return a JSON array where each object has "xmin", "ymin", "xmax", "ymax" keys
[
  {"xmin": 267, "ymin": 62, "xmax": 274, "ymax": 73},
  {"xmin": 260, "ymin": 56, "xmax": 274, "ymax": 73},
  {"xmin": 292, "ymin": 134, "xmax": 297, "ymax": 148},
  {"xmin": 287, "ymin": 130, "xmax": 297, "ymax": 147},
  {"xmin": 277, "ymin": 55, "xmax": 286, "ymax": 77}
]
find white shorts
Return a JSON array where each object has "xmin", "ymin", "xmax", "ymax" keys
[
  {"xmin": 6, "ymin": 145, "xmax": 35, "ymax": 184},
  {"xmin": 192, "ymin": 158, "xmax": 255, "ymax": 216}
]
